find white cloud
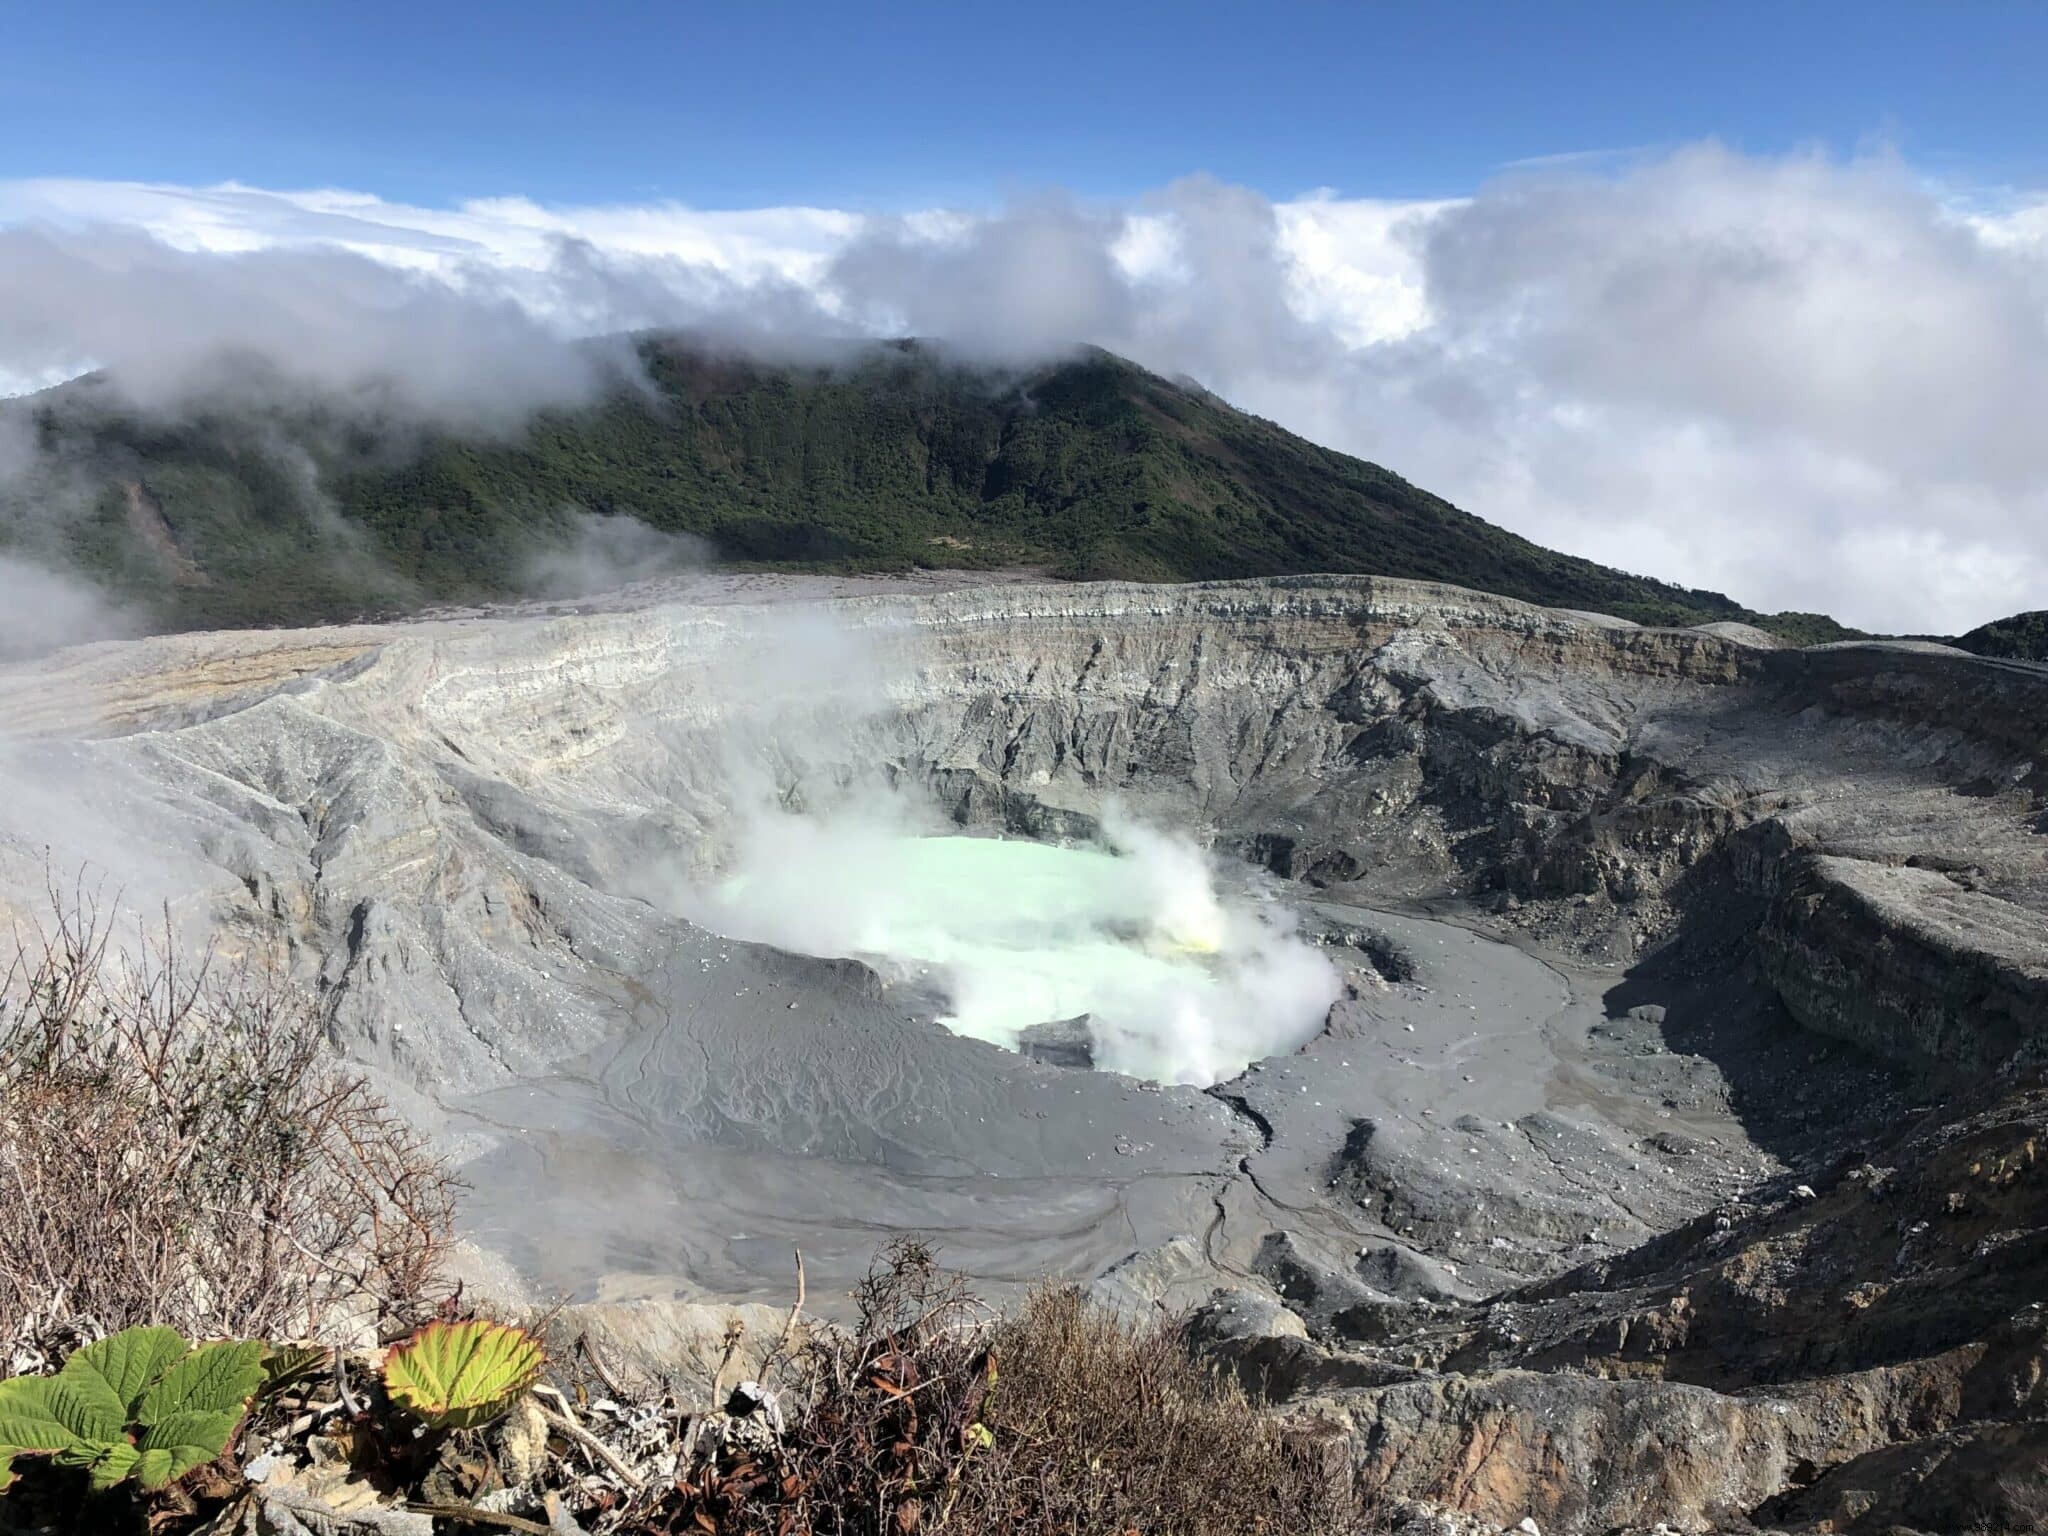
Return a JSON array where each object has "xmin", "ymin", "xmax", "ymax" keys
[
  {"xmin": 4, "ymin": 150, "xmax": 2048, "ymax": 633},
  {"xmin": 827, "ymin": 195, "xmax": 1137, "ymax": 363},
  {"xmin": 1273, "ymin": 192, "xmax": 1442, "ymax": 346},
  {"xmin": 1340, "ymin": 147, "xmax": 2048, "ymax": 631},
  {"xmin": 0, "ymin": 178, "xmax": 858, "ymax": 281},
  {"xmin": 0, "ymin": 552, "xmax": 130, "ymax": 658},
  {"xmin": 0, "ymin": 223, "xmax": 626, "ymax": 430}
]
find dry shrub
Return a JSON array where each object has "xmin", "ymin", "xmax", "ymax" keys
[
  {"xmin": 0, "ymin": 887, "xmax": 455, "ymax": 1345},
  {"xmin": 651, "ymin": 1239, "xmax": 1358, "ymax": 1536}
]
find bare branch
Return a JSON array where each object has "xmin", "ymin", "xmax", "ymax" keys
[{"xmin": 0, "ymin": 886, "xmax": 456, "ymax": 1343}]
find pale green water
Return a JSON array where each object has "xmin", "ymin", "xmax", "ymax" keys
[{"xmin": 696, "ymin": 827, "xmax": 1339, "ymax": 1085}]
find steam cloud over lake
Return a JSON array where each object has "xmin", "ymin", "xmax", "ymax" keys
[{"xmin": 683, "ymin": 812, "xmax": 1339, "ymax": 1085}]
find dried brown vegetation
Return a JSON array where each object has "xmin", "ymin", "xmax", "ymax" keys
[
  {"xmin": 0, "ymin": 888, "xmax": 455, "ymax": 1346},
  {"xmin": 638, "ymin": 1240, "xmax": 1359, "ymax": 1536}
]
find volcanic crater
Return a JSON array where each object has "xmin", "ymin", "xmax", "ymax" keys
[{"xmin": 2, "ymin": 572, "xmax": 2043, "ymax": 1531}]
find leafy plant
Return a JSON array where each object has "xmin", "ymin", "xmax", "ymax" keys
[
  {"xmin": 381, "ymin": 1320, "xmax": 544, "ymax": 1430},
  {"xmin": 0, "ymin": 1325, "xmax": 266, "ymax": 1492},
  {"xmin": 259, "ymin": 1343, "xmax": 333, "ymax": 1393}
]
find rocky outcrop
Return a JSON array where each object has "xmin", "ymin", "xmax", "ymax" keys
[
  {"xmin": 1758, "ymin": 1420, "xmax": 2048, "ymax": 1534},
  {"xmin": 1308, "ymin": 1325, "xmax": 2048, "ymax": 1535},
  {"xmin": 1206, "ymin": 1082, "xmax": 2048, "ymax": 1531},
  {"xmin": 1760, "ymin": 854, "xmax": 2048, "ymax": 1074}
]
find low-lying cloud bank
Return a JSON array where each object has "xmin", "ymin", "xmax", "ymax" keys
[{"xmin": 4, "ymin": 146, "xmax": 2048, "ymax": 633}]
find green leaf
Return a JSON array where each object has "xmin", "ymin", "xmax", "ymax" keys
[
  {"xmin": 0, "ymin": 1376, "xmax": 85, "ymax": 1456},
  {"xmin": 0, "ymin": 1328, "xmax": 265, "ymax": 1494},
  {"xmin": 50, "ymin": 1374, "xmax": 130, "ymax": 1445},
  {"xmin": 86, "ymin": 1441, "xmax": 141, "ymax": 1491},
  {"xmin": 137, "ymin": 1410, "xmax": 243, "ymax": 1488},
  {"xmin": 11, "ymin": 1369, "xmax": 117, "ymax": 1453},
  {"xmin": 69, "ymin": 1327, "xmax": 188, "ymax": 1419},
  {"xmin": 140, "ymin": 1340, "xmax": 266, "ymax": 1424},
  {"xmin": 383, "ymin": 1320, "xmax": 545, "ymax": 1430},
  {"xmin": 260, "ymin": 1344, "xmax": 333, "ymax": 1393},
  {"xmin": 133, "ymin": 1447, "xmax": 174, "ymax": 1489}
]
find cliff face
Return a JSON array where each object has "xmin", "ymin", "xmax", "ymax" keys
[
  {"xmin": 1760, "ymin": 855, "xmax": 2048, "ymax": 1074},
  {"xmin": 0, "ymin": 573, "xmax": 2043, "ymax": 1531}
]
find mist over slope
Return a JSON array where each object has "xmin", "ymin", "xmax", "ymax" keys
[{"xmin": 0, "ymin": 337, "xmax": 1855, "ymax": 642}]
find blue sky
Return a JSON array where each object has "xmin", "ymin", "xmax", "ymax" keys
[{"xmin": 4, "ymin": 1, "xmax": 2045, "ymax": 207}]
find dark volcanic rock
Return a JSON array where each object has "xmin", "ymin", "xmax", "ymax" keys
[
  {"xmin": 1758, "ymin": 1420, "xmax": 2048, "ymax": 1534},
  {"xmin": 1017, "ymin": 1015, "xmax": 1096, "ymax": 1070}
]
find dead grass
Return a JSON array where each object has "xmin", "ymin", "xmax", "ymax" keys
[
  {"xmin": 0, "ymin": 885, "xmax": 455, "ymax": 1345},
  {"xmin": 641, "ymin": 1239, "xmax": 1359, "ymax": 1535}
]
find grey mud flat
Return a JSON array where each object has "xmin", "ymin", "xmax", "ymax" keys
[{"xmin": 444, "ymin": 894, "xmax": 1752, "ymax": 1312}]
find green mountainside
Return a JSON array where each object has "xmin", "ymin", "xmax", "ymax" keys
[
  {"xmin": 1953, "ymin": 610, "xmax": 2048, "ymax": 662},
  {"xmin": 0, "ymin": 337, "xmax": 1857, "ymax": 642}
]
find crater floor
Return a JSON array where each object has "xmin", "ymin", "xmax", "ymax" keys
[{"xmin": 443, "ymin": 891, "xmax": 1774, "ymax": 1311}]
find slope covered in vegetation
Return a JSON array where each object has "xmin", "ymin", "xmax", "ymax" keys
[
  {"xmin": 1955, "ymin": 608, "xmax": 2048, "ymax": 661},
  {"xmin": 2, "ymin": 337, "xmax": 1856, "ymax": 641}
]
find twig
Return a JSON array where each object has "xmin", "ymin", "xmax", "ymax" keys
[
  {"xmin": 406, "ymin": 1504, "xmax": 553, "ymax": 1534},
  {"xmin": 285, "ymin": 1398, "xmax": 343, "ymax": 1437},
  {"xmin": 537, "ymin": 1403, "xmax": 646, "ymax": 1491},
  {"xmin": 332, "ymin": 1351, "xmax": 361, "ymax": 1418},
  {"xmin": 575, "ymin": 1330, "xmax": 631, "ymax": 1401},
  {"xmin": 530, "ymin": 1380, "xmax": 581, "ymax": 1429},
  {"xmin": 706, "ymin": 1319, "xmax": 747, "ymax": 1414},
  {"xmin": 769, "ymin": 1247, "xmax": 807, "ymax": 1365}
]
